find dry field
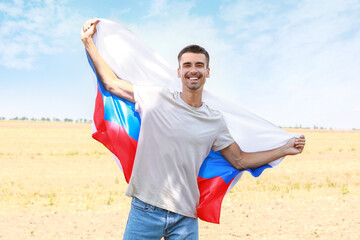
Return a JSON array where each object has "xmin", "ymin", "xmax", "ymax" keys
[{"xmin": 0, "ymin": 121, "xmax": 359, "ymax": 240}]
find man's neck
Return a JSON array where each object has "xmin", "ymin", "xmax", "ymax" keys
[{"xmin": 180, "ymin": 90, "xmax": 203, "ymax": 108}]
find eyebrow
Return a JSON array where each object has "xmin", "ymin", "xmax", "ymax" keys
[{"xmin": 182, "ymin": 61, "xmax": 205, "ymax": 66}]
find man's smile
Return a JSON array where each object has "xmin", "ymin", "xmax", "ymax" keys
[{"xmin": 189, "ymin": 77, "xmax": 199, "ymax": 82}]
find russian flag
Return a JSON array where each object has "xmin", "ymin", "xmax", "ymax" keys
[
  {"xmin": 86, "ymin": 19, "xmax": 297, "ymax": 224},
  {"xmin": 87, "ymin": 53, "xmax": 277, "ymax": 224}
]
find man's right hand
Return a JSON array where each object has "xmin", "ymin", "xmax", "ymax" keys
[
  {"xmin": 81, "ymin": 18, "xmax": 100, "ymax": 43},
  {"xmin": 80, "ymin": 18, "xmax": 135, "ymax": 103}
]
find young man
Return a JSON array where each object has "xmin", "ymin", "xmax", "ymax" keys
[{"xmin": 81, "ymin": 19, "xmax": 305, "ymax": 240}]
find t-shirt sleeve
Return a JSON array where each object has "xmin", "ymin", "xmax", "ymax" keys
[
  {"xmin": 212, "ymin": 117, "xmax": 235, "ymax": 151},
  {"xmin": 133, "ymin": 85, "xmax": 163, "ymax": 114}
]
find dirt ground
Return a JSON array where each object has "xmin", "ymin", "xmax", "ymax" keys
[{"xmin": 0, "ymin": 121, "xmax": 359, "ymax": 239}]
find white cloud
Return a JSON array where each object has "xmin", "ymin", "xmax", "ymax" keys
[
  {"xmin": 0, "ymin": 0, "xmax": 84, "ymax": 69},
  {"xmin": 211, "ymin": 0, "xmax": 360, "ymax": 129},
  {"xmin": 143, "ymin": 0, "xmax": 169, "ymax": 18}
]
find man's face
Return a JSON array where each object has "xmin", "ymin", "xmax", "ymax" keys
[{"xmin": 177, "ymin": 52, "xmax": 210, "ymax": 91}]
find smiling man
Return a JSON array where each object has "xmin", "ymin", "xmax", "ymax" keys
[{"xmin": 81, "ymin": 18, "xmax": 305, "ymax": 240}]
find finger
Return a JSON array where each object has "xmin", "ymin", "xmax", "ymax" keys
[
  {"xmin": 82, "ymin": 25, "xmax": 88, "ymax": 33},
  {"xmin": 91, "ymin": 19, "xmax": 100, "ymax": 30},
  {"xmin": 82, "ymin": 19, "xmax": 91, "ymax": 32},
  {"xmin": 91, "ymin": 18, "xmax": 100, "ymax": 25},
  {"xmin": 88, "ymin": 18, "xmax": 99, "ymax": 30},
  {"xmin": 295, "ymin": 144, "xmax": 305, "ymax": 149},
  {"xmin": 83, "ymin": 19, "xmax": 95, "ymax": 31},
  {"xmin": 295, "ymin": 138, "xmax": 306, "ymax": 143},
  {"xmin": 295, "ymin": 146, "xmax": 305, "ymax": 151}
]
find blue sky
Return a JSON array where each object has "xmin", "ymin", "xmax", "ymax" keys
[{"xmin": 0, "ymin": 0, "xmax": 359, "ymax": 129}]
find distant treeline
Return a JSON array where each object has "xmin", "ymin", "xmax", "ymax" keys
[
  {"xmin": 282, "ymin": 125, "xmax": 359, "ymax": 131},
  {"xmin": 0, "ymin": 116, "xmax": 92, "ymax": 123},
  {"xmin": 1, "ymin": 117, "xmax": 357, "ymax": 130},
  {"xmin": 283, "ymin": 125, "xmax": 331, "ymax": 130}
]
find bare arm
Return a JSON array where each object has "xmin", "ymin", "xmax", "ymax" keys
[
  {"xmin": 81, "ymin": 18, "xmax": 135, "ymax": 103},
  {"xmin": 220, "ymin": 135, "xmax": 306, "ymax": 170}
]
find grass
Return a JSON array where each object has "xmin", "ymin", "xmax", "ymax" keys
[{"xmin": 1, "ymin": 121, "xmax": 359, "ymax": 239}]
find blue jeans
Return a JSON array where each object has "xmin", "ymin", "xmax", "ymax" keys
[{"xmin": 123, "ymin": 198, "xmax": 199, "ymax": 240}]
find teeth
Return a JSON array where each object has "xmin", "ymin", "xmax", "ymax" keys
[{"xmin": 189, "ymin": 77, "xmax": 198, "ymax": 80}]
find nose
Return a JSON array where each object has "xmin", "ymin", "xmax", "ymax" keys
[{"xmin": 189, "ymin": 66, "xmax": 197, "ymax": 74}]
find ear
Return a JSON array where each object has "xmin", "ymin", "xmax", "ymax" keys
[
  {"xmin": 177, "ymin": 67, "xmax": 181, "ymax": 78},
  {"xmin": 206, "ymin": 67, "xmax": 210, "ymax": 78}
]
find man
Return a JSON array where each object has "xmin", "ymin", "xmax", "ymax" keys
[{"xmin": 81, "ymin": 18, "xmax": 305, "ymax": 240}]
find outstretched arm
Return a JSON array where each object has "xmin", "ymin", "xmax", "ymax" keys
[
  {"xmin": 220, "ymin": 135, "xmax": 306, "ymax": 170},
  {"xmin": 81, "ymin": 18, "xmax": 135, "ymax": 103}
]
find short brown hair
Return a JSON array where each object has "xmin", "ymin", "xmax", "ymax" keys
[{"xmin": 178, "ymin": 45, "xmax": 210, "ymax": 68}]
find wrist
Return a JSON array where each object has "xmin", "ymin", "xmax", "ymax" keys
[
  {"xmin": 82, "ymin": 37, "xmax": 94, "ymax": 48},
  {"xmin": 279, "ymin": 145, "xmax": 290, "ymax": 157}
]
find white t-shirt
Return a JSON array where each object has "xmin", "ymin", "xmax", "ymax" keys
[{"xmin": 125, "ymin": 86, "xmax": 234, "ymax": 218}]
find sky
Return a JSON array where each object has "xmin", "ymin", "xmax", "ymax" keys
[{"xmin": 0, "ymin": 0, "xmax": 359, "ymax": 129}]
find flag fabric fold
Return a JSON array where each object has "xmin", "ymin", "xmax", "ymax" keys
[{"xmin": 87, "ymin": 19, "xmax": 297, "ymax": 224}]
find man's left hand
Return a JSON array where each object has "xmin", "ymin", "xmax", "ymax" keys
[{"xmin": 284, "ymin": 135, "xmax": 306, "ymax": 155}]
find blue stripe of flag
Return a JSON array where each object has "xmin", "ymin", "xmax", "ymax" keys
[
  {"xmin": 199, "ymin": 150, "xmax": 240, "ymax": 184},
  {"xmin": 87, "ymin": 52, "xmax": 141, "ymax": 141},
  {"xmin": 199, "ymin": 150, "xmax": 274, "ymax": 184}
]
